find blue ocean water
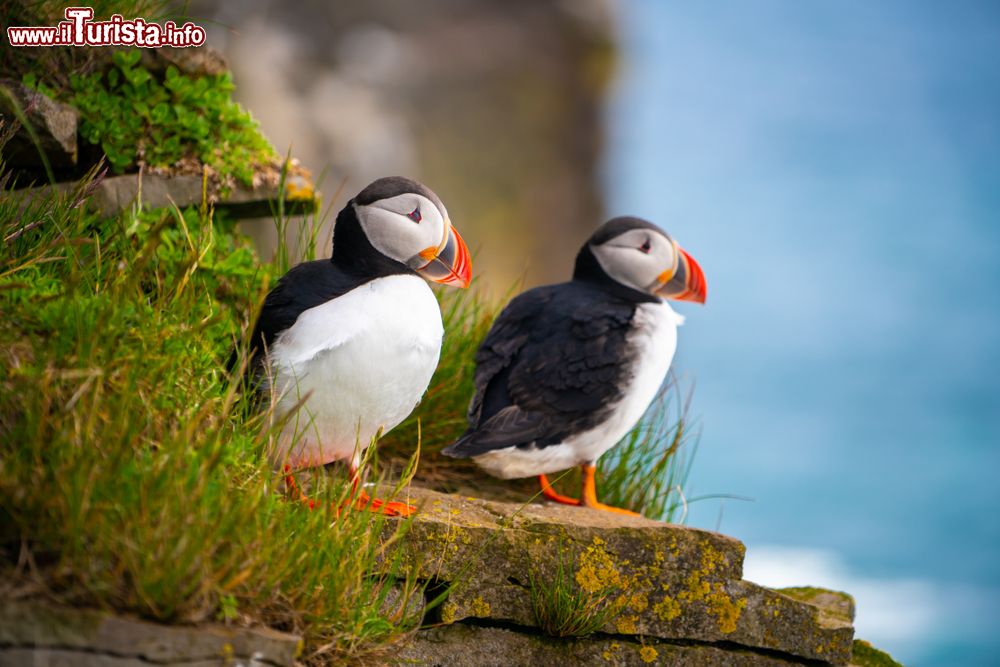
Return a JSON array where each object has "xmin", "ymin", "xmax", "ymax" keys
[{"xmin": 604, "ymin": 2, "xmax": 1000, "ymax": 664}]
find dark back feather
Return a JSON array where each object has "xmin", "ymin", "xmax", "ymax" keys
[{"xmin": 443, "ymin": 280, "xmax": 643, "ymax": 457}]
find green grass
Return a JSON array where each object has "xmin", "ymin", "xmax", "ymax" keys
[
  {"xmin": 594, "ymin": 379, "xmax": 697, "ymax": 521},
  {"xmin": 0, "ymin": 149, "xmax": 695, "ymax": 658},
  {"xmin": 0, "ymin": 130, "xmax": 423, "ymax": 663},
  {"xmin": 529, "ymin": 544, "xmax": 626, "ymax": 638}
]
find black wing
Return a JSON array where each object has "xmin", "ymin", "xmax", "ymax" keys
[
  {"xmin": 234, "ymin": 259, "xmax": 369, "ymax": 376},
  {"xmin": 443, "ymin": 281, "xmax": 636, "ymax": 457}
]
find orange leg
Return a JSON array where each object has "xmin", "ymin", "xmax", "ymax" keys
[
  {"xmin": 538, "ymin": 474, "xmax": 580, "ymax": 506},
  {"xmin": 284, "ymin": 464, "xmax": 317, "ymax": 509},
  {"xmin": 579, "ymin": 464, "xmax": 641, "ymax": 517},
  {"xmin": 282, "ymin": 464, "xmax": 415, "ymax": 517}
]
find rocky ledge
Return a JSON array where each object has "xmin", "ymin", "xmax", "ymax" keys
[
  {"xmin": 391, "ymin": 487, "xmax": 861, "ymax": 666},
  {"xmin": 1, "ymin": 488, "xmax": 901, "ymax": 666}
]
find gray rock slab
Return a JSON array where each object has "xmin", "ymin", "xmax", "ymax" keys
[
  {"xmin": 0, "ymin": 600, "xmax": 301, "ymax": 667},
  {"xmin": 396, "ymin": 623, "xmax": 810, "ymax": 667},
  {"xmin": 386, "ymin": 486, "xmax": 853, "ymax": 665},
  {"xmin": 18, "ymin": 171, "xmax": 317, "ymax": 219},
  {"xmin": 0, "ymin": 79, "xmax": 78, "ymax": 168}
]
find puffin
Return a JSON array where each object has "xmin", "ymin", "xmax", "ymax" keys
[
  {"xmin": 247, "ymin": 176, "xmax": 471, "ymax": 516},
  {"xmin": 442, "ymin": 217, "xmax": 705, "ymax": 516}
]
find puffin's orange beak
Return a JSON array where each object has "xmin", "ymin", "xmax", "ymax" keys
[
  {"xmin": 415, "ymin": 224, "xmax": 472, "ymax": 288},
  {"xmin": 655, "ymin": 246, "xmax": 707, "ymax": 304}
]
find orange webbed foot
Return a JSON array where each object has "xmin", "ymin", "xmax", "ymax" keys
[
  {"xmin": 581, "ymin": 501, "xmax": 642, "ymax": 517},
  {"xmin": 579, "ymin": 464, "xmax": 642, "ymax": 518},
  {"xmin": 284, "ymin": 465, "xmax": 415, "ymax": 516},
  {"xmin": 350, "ymin": 490, "xmax": 416, "ymax": 517}
]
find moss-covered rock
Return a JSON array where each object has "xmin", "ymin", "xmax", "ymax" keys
[
  {"xmin": 779, "ymin": 587, "xmax": 856, "ymax": 624},
  {"xmin": 850, "ymin": 639, "xmax": 905, "ymax": 667},
  {"xmin": 389, "ymin": 486, "xmax": 855, "ymax": 665}
]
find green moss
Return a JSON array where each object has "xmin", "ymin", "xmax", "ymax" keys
[
  {"xmin": 25, "ymin": 49, "xmax": 276, "ymax": 187},
  {"xmin": 851, "ymin": 639, "xmax": 904, "ymax": 667}
]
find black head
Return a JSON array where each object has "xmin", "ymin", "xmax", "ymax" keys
[
  {"xmin": 331, "ymin": 177, "xmax": 471, "ymax": 287},
  {"xmin": 354, "ymin": 176, "xmax": 447, "ymax": 215},
  {"xmin": 574, "ymin": 216, "xmax": 707, "ymax": 304}
]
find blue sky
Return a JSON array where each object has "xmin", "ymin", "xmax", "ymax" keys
[{"xmin": 605, "ymin": 2, "xmax": 1000, "ymax": 664}]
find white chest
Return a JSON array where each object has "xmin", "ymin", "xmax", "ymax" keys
[
  {"xmin": 268, "ymin": 275, "xmax": 444, "ymax": 466},
  {"xmin": 563, "ymin": 301, "xmax": 683, "ymax": 463},
  {"xmin": 618, "ymin": 302, "xmax": 681, "ymax": 418}
]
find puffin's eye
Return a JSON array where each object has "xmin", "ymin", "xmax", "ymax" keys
[
  {"xmin": 639, "ymin": 239, "xmax": 651, "ymax": 254},
  {"xmin": 407, "ymin": 207, "xmax": 422, "ymax": 223}
]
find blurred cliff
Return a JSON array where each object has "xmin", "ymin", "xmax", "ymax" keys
[{"xmin": 192, "ymin": 0, "xmax": 616, "ymax": 294}]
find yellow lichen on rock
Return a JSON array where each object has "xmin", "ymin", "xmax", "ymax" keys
[
  {"xmin": 601, "ymin": 641, "xmax": 622, "ymax": 661},
  {"xmin": 652, "ymin": 594, "xmax": 681, "ymax": 622},
  {"xmin": 638, "ymin": 645, "xmax": 659, "ymax": 663},
  {"xmin": 678, "ymin": 570, "xmax": 711, "ymax": 602},
  {"xmin": 471, "ymin": 596, "xmax": 492, "ymax": 617},
  {"xmin": 615, "ymin": 614, "xmax": 638, "ymax": 634},
  {"xmin": 650, "ymin": 540, "xmax": 747, "ymax": 634},
  {"xmin": 575, "ymin": 537, "xmax": 624, "ymax": 593},
  {"xmin": 629, "ymin": 591, "xmax": 649, "ymax": 613},
  {"xmin": 697, "ymin": 540, "xmax": 729, "ymax": 575},
  {"xmin": 440, "ymin": 601, "xmax": 458, "ymax": 625},
  {"xmin": 706, "ymin": 584, "xmax": 747, "ymax": 634}
]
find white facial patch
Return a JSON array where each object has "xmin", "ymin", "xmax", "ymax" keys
[
  {"xmin": 354, "ymin": 193, "xmax": 447, "ymax": 266},
  {"xmin": 591, "ymin": 228, "xmax": 677, "ymax": 294}
]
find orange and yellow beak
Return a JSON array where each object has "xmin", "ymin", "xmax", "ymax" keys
[
  {"xmin": 655, "ymin": 245, "xmax": 707, "ymax": 304},
  {"xmin": 414, "ymin": 223, "xmax": 472, "ymax": 288}
]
